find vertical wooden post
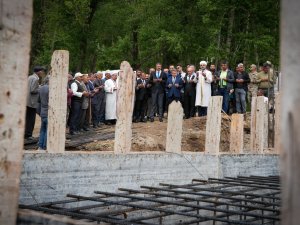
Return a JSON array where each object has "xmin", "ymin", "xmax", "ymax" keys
[
  {"xmin": 166, "ymin": 101, "xmax": 183, "ymax": 153},
  {"xmin": 274, "ymin": 93, "xmax": 281, "ymax": 154},
  {"xmin": 47, "ymin": 50, "xmax": 69, "ymax": 153},
  {"xmin": 205, "ymin": 96, "xmax": 223, "ymax": 154},
  {"xmin": 0, "ymin": 1, "xmax": 33, "ymax": 224},
  {"xmin": 229, "ymin": 114, "xmax": 244, "ymax": 153},
  {"xmin": 114, "ymin": 61, "xmax": 136, "ymax": 154},
  {"xmin": 251, "ymin": 96, "xmax": 268, "ymax": 153},
  {"xmin": 281, "ymin": 1, "xmax": 300, "ymax": 224},
  {"xmin": 250, "ymin": 97, "xmax": 257, "ymax": 151}
]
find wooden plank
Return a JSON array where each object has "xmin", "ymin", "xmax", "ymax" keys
[
  {"xmin": 47, "ymin": 50, "xmax": 69, "ymax": 153},
  {"xmin": 274, "ymin": 93, "xmax": 281, "ymax": 154},
  {"xmin": 229, "ymin": 114, "xmax": 244, "ymax": 153},
  {"xmin": 166, "ymin": 101, "xmax": 183, "ymax": 153},
  {"xmin": 205, "ymin": 96, "xmax": 223, "ymax": 154},
  {"xmin": 281, "ymin": 1, "xmax": 300, "ymax": 224},
  {"xmin": 114, "ymin": 61, "xmax": 136, "ymax": 154},
  {"xmin": 253, "ymin": 96, "xmax": 267, "ymax": 153},
  {"xmin": 250, "ymin": 97, "xmax": 257, "ymax": 151},
  {"xmin": 0, "ymin": 1, "xmax": 33, "ymax": 224}
]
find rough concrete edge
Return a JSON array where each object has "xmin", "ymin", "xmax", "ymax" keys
[{"xmin": 17, "ymin": 209, "xmax": 96, "ymax": 225}]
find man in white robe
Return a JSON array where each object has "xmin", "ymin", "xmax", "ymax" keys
[
  {"xmin": 104, "ymin": 73, "xmax": 118, "ymax": 124},
  {"xmin": 195, "ymin": 61, "xmax": 212, "ymax": 116}
]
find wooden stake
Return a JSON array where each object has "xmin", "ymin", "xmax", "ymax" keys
[
  {"xmin": 274, "ymin": 93, "xmax": 281, "ymax": 154},
  {"xmin": 229, "ymin": 114, "xmax": 244, "ymax": 153},
  {"xmin": 166, "ymin": 101, "xmax": 183, "ymax": 153},
  {"xmin": 205, "ymin": 96, "xmax": 223, "ymax": 154},
  {"xmin": 250, "ymin": 97, "xmax": 257, "ymax": 151},
  {"xmin": 47, "ymin": 50, "xmax": 69, "ymax": 153},
  {"xmin": 0, "ymin": 1, "xmax": 33, "ymax": 224},
  {"xmin": 114, "ymin": 61, "xmax": 136, "ymax": 154}
]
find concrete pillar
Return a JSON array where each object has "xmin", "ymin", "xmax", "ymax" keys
[
  {"xmin": 0, "ymin": 1, "xmax": 33, "ymax": 224},
  {"xmin": 114, "ymin": 61, "xmax": 136, "ymax": 154},
  {"xmin": 229, "ymin": 114, "xmax": 244, "ymax": 153},
  {"xmin": 205, "ymin": 96, "xmax": 223, "ymax": 154},
  {"xmin": 281, "ymin": 1, "xmax": 300, "ymax": 224},
  {"xmin": 47, "ymin": 50, "xmax": 69, "ymax": 153},
  {"xmin": 274, "ymin": 93, "xmax": 281, "ymax": 154},
  {"xmin": 250, "ymin": 96, "xmax": 268, "ymax": 153},
  {"xmin": 166, "ymin": 101, "xmax": 183, "ymax": 153}
]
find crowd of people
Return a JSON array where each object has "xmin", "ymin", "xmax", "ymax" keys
[{"xmin": 25, "ymin": 60, "xmax": 277, "ymax": 151}]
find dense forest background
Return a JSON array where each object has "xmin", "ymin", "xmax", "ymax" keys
[{"xmin": 30, "ymin": 0, "xmax": 279, "ymax": 72}]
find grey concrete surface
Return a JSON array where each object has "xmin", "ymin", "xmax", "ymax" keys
[{"xmin": 19, "ymin": 152, "xmax": 279, "ymax": 205}]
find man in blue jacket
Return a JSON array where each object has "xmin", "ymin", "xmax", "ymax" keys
[{"xmin": 166, "ymin": 69, "xmax": 183, "ymax": 111}]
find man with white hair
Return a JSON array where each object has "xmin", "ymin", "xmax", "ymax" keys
[
  {"xmin": 234, "ymin": 63, "xmax": 250, "ymax": 114},
  {"xmin": 195, "ymin": 61, "xmax": 212, "ymax": 116},
  {"xmin": 69, "ymin": 72, "xmax": 89, "ymax": 135},
  {"xmin": 104, "ymin": 73, "xmax": 118, "ymax": 124}
]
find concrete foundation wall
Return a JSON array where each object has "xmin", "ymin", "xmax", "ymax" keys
[{"xmin": 19, "ymin": 152, "xmax": 279, "ymax": 205}]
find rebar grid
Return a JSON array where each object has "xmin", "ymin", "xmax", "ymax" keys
[{"xmin": 19, "ymin": 175, "xmax": 280, "ymax": 225}]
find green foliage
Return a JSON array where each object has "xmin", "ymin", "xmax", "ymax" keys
[{"xmin": 30, "ymin": 0, "xmax": 279, "ymax": 72}]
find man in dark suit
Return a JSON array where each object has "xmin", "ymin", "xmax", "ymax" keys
[
  {"xmin": 134, "ymin": 72, "xmax": 149, "ymax": 122},
  {"xmin": 166, "ymin": 69, "xmax": 183, "ymax": 108},
  {"xmin": 149, "ymin": 63, "xmax": 167, "ymax": 122},
  {"xmin": 25, "ymin": 66, "xmax": 45, "ymax": 139},
  {"xmin": 183, "ymin": 66, "xmax": 196, "ymax": 119}
]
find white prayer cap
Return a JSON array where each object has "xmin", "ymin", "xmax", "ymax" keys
[
  {"xmin": 199, "ymin": 61, "xmax": 207, "ymax": 66},
  {"xmin": 74, "ymin": 72, "xmax": 83, "ymax": 78},
  {"xmin": 96, "ymin": 71, "xmax": 103, "ymax": 74}
]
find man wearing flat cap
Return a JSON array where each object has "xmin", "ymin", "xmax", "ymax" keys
[
  {"xmin": 25, "ymin": 66, "xmax": 46, "ymax": 140},
  {"xmin": 69, "ymin": 72, "xmax": 89, "ymax": 135}
]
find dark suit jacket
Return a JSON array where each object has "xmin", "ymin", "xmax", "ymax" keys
[
  {"xmin": 136, "ymin": 79, "xmax": 149, "ymax": 101},
  {"xmin": 149, "ymin": 70, "xmax": 167, "ymax": 94},
  {"xmin": 166, "ymin": 76, "xmax": 183, "ymax": 98},
  {"xmin": 183, "ymin": 73, "xmax": 196, "ymax": 96}
]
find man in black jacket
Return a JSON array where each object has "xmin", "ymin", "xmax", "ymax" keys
[
  {"xmin": 134, "ymin": 72, "xmax": 149, "ymax": 122},
  {"xmin": 183, "ymin": 66, "xmax": 196, "ymax": 119},
  {"xmin": 234, "ymin": 63, "xmax": 250, "ymax": 114},
  {"xmin": 149, "ymin": 63, "xmax": 167, "ymax": 122}
]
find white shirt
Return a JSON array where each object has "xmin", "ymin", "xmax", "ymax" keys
[{"xmin": 71, "ymin": 80, "xmax": 83, "ymax": 97}]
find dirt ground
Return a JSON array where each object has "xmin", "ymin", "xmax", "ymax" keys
[
  {"xmin": 82, "ymin": 114, "xmax": 251, "ymax": 152},
  {"xmin": 31, "ymin": 113, "xmax": 251, "ymax": 152}
]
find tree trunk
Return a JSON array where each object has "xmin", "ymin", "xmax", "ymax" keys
[
  {"xmin": 226, "ymin": 6, "xmax": 235, "ymax": 57},
  {"xmin": 131, "ymin": 26, "xmax": 139, "ymax": 70},
  {"xmin": 243, "ymin": 10, "xmax": 250, "ymax": 65}
]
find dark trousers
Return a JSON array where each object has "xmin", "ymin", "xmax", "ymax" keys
[
  {"xmin": 135, "ymin": 98, "xmax": 147, "ymax": 120},
  {"xmin": 198, "ymin": 106, "xmax": 207, "ymax": 117},
  {"xmin": 150, "ymin": 91, "xmax": 164, "ymax": 118},
  {"xmin": 69, "ymin": 101, "xmax": 82, "ymax": 133},
  {"xmin": 183, "ymin": 93, "xmax": 195, "ymax": 118},
  {"xmin": 92, "ymin": 104, "xmax": 99, "ymax": 126},
  {"xmin": 79, "ymin": 109, "xmax": 88, "ymax": 129},
  {"xmin": 25, "ymin": 106, "xmax": 36, "ymax": 138},
  {"xmin": 98, "ymin": 97, "xmax": 105, "ymax": 123}
]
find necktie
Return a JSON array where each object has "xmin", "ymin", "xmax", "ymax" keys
[{"xmin": 156, "ymin": 71, "xmax": 160, "ymax": 78}]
